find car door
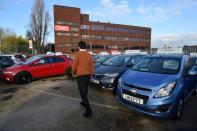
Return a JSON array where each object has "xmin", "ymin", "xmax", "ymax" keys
[
  {"xmin": 182, "ymin": 58, "xmax": 196, "ymax": 97},
  {"xmin": 47, "ymin": 57, "xmax": 66, "ymax": 76},
  {"xmin": 31, "ymin": 58, "xmax": 52, "ymax": 78}
]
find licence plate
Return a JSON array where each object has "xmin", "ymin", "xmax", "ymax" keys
[
  {"xmin": 123, "ymin": 94, "xmax": 144, "ymax": 105},
  {"xmin": 91, "ymin": 79, "xmax": 99, "ymax": 84}
]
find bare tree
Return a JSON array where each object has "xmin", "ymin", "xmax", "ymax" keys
[{"xmin": 27, "ymin": 0, "xmax": 50, "ymax": 54}]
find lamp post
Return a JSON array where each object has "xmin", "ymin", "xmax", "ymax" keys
[
  {"xmin": 0, "ymin": 35, "xmax": 1, "ymax": 45},
  {"xmin": 28, "ymin": 40, "xmax": 33, "ymax": 54}
]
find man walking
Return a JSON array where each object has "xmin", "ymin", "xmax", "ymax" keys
[{"xmin": 72, "ymin": 41, "xmax": 94, "ymax": 118}]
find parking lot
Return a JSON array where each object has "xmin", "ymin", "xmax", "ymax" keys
[{"xmin": 0, "ymin": 76, "xmax": 197, "ymax": 131}]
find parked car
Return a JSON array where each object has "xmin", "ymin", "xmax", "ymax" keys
[
  {"xmin": 94, "ymin": 55, "xmax": 113, "ymax": 69},
  {"xmin": 91, "ymin": 55, "xmax": 143, "ymax": 91},
  {"xmin": 116, "ymin": 54, "xmax": 197, "ymax": 120},
  {"xmin": 0, "ymin": 56, "xmax": 15, "ymax": 74},
  {"xmin": 0, "ymin": 55, "xmax": 73, "ymax": 84},
  {"xmin": 2, "ymin": 54, "xmax": 26, "ymax": 64}
]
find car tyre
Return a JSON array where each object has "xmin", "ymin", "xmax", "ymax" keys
[
  {"xmin": 15, "ymin": 72, "xmax": 32, "ymax": 84},
  {"xmin": 112, "ymin": 85, "xmax": 117, "ymax": 95},
  {"xmin": 195, "ymin": 87, "xmax": 197, "ymax": 95},
  {"xmin": 173, "ymin": 98, "xmax": 184, "ymax": 121},
  {"xmin": 193, "ymin": 86, "xmax": 197, "ymax": 95}
]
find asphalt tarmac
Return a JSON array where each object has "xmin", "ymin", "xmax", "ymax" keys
[{"xmin": 0, "ymin": 76, "xmax": 197, "ymax": 131}]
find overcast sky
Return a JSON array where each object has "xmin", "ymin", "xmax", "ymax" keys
[{"xmin": 0, "ymin": 0, "xmax": 197, "ymax": 48}]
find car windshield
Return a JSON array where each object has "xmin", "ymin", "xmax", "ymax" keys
[
  {"xmin": 23, "ymin": 55, "xmax": 43, "ymax": 64},
  {"xmin": 93, "ymin": 55, "xmax": 101, "ymax": 62},
  {"xmin": 15, "ymin": 55, "xmax": 25, "ymax": 60},
  {"xmin": 132, "ymin": 57, "xmax": 181, "ymax": 74},
  {"xmin": 103, "ymin": 55, "xmax": 131, "ymax": 66},
  {"xmin": 95, "ymin": 55, "xmax": 112, "ymax": 63}
]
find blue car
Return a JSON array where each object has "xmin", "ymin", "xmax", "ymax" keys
[{"xmin": 116, "ymin": 54, "xmax": 197, "ymax": 120}]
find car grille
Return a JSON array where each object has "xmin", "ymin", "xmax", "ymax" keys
[
  {"xmin": 93, "ymin": 73, "xmax": 104, "ymax": 79},
  {"xmin": 124, "ymin": 83, "xmax": 152, "ymax": 93},
  {"xmin": 122, "ymin": 89, "xmax": 149, "ymax": 104}
]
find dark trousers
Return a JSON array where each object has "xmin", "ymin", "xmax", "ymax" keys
[{"xmin": 77, "ymin": 75, "xmax": 91, "ymax": 112}]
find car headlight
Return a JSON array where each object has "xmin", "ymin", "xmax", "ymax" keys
[
  {"xmin": 3, "ymin": 71, "xmax": 14, "ymax": 74},
  {"xmin": 154, "ymin": 81, "xmax": 176, "ymax": 98},
  {"xmin": 104, "ymin": 73, "xmax": 119, "ymax": 77}
]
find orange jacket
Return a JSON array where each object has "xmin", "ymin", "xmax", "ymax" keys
[{"xmin": 72, "ymin": 51, "xmax": 94, "ymax": 77}]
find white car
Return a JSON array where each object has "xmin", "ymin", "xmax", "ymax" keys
[{"xmin": 2, "ymin": 54, "xmax": 26, "ymax": 64}]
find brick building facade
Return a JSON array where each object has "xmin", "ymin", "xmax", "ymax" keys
[{"xmin": 54, "ymin": 5, "xmax": 151, "ymax": 53}]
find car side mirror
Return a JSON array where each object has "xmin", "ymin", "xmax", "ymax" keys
[
  {"xmin": 126, "ymin": 63, "xmax": 133, "ymax": 67},
  {"xmin": 188, "ymin": 66, "xmax": 197, "ymax": 76}
]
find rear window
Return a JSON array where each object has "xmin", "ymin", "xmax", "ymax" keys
[
  {"xmin": 132, "ymin": 57, "xmax": 181, "ymax": 74},
  {"xmin": 48, "ymin": 57, "xmax": 65, "ymax": 63}
]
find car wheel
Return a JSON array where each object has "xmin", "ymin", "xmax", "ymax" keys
[
  {"xmin": 112, "ymin": 85, "xmax": 117, "ymax": 94},
  {"xmin": 15, "ymin": 72, "xmax": 32, "ymax": 84},
  {"xmin": 195, "ymin": 87, "xmax": 197, "ymax": 94},
  {"xmin": 173, "ymin": 98, "xmax": 184, "ymax": 121},
  {"xmin": 194, "ymin": 87, "xmax": 197, "ymax": 95},
  {"xmin": 193, "ymin": 86, "xmax": 197, "ymax": 95}
]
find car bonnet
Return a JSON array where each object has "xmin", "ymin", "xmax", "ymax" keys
[{"xmin": 122, "ymin": 69, "xmax": 179, "ymax": 90}]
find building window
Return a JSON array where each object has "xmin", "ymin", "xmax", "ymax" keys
[
  {"xmin": 118, "ymin": 37, "xmax": 129, "ymax": 41},
  {"xmin": 118, "ymin": 28, "xmax": 130, "ymax": 33},
  {"xmin": 92, "ymin": 35, "xmax": 102, "ymax": 39},
  {"xmin": 146, "ymin": 31, "xmax": 151, "ymax": 34},
  {"xmin": 72, "ymin": 33, "xmax": 78, "ymax": 36},
  {"xmin": 57, "ymin": 32, "xmax": 71, "ymax": 36},
  {"xmin": 57, "ymin": 32, "xmax": 78, "ymax": 36},
  {"xmin": 105, "ymin": 36, "xmax": 117, "ymax": 41},
  {"xmin": 87, "ymin": 45, "xmax": 90, "ymax": 49},
  {"xmin": 58, "ymin": 44, "xmax": 63, "ymax": 47},
  {"xmin": 70, "ymin": 27, "xmax": 79, "ymax": 32},
  {"xmin": 81, "ymin": 25, "xmax": 90, "ymax": 30},
  {"xmin": 81, "ymin": 35, "xmax": 90, "ymax": 39},
  {"xmin": 56, "ymin": 21, "xmax": 78, "ymax": 26},
  {"xmin": 105, "ymin": 27, "xmax": 117, "ymax": 32},
  {"xmin": 91, "ymin": 25, "xmax": 104, "ymax": 31},
  {"xmin": 92, "ymin": 45, "xmax": 104, "ymax": 49},
  {"xmin": 130, "ymin": 38, "xmax": 150, "ymax": 43}
]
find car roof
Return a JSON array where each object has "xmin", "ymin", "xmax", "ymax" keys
[
  {"xmin": 0, "ymin": 55, "xmax": 11, "ymax": 58},
  {"xmin": 145, "ymin": 54, "xmax": 187, "ymax": 59},
  {"xmin": 123, "ymin": 54, "xmax": 144, "ymax": 57}
]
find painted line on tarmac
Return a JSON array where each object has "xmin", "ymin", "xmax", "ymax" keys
[
  {"xmin": 30, "ymin": 89, "xmax": 197, "ymax": 129},
  {"xmin": 30, "ymin": 89, "xmax": 119, "ymax": 110}
]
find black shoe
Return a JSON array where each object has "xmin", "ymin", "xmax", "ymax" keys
[
  {"xmin": 83, "ymin": 112, "xmax": 92, "ymax": 118},
  {"xmin": 80, "ymin": 102, "xmax": 85, "ymax": 107}
]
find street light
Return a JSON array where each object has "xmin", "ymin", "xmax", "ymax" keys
[{"xmin": 28, "ymin": 40, "xmax": 33, "ymax": 54}]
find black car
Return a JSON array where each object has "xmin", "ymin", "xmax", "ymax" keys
[
  {"xmin": 94, "ymin": 55, "xmax": 113, "ymax": 69},
  {"xmin": 91, "ymin": 55, "xmax": 143, "ymax": 92},
  {"xmin": 0, "ymin": 56, "xmax": 14, "ymax": 74}
]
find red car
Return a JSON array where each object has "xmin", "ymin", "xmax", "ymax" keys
[{"xmin": 0, "ymin": 55, "xmax": 73, "ymax": 84}]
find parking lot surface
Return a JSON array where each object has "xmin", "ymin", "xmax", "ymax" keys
[{"xmin": 0, "ymin": 76, "xmax": 197, "ymax": 131}]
